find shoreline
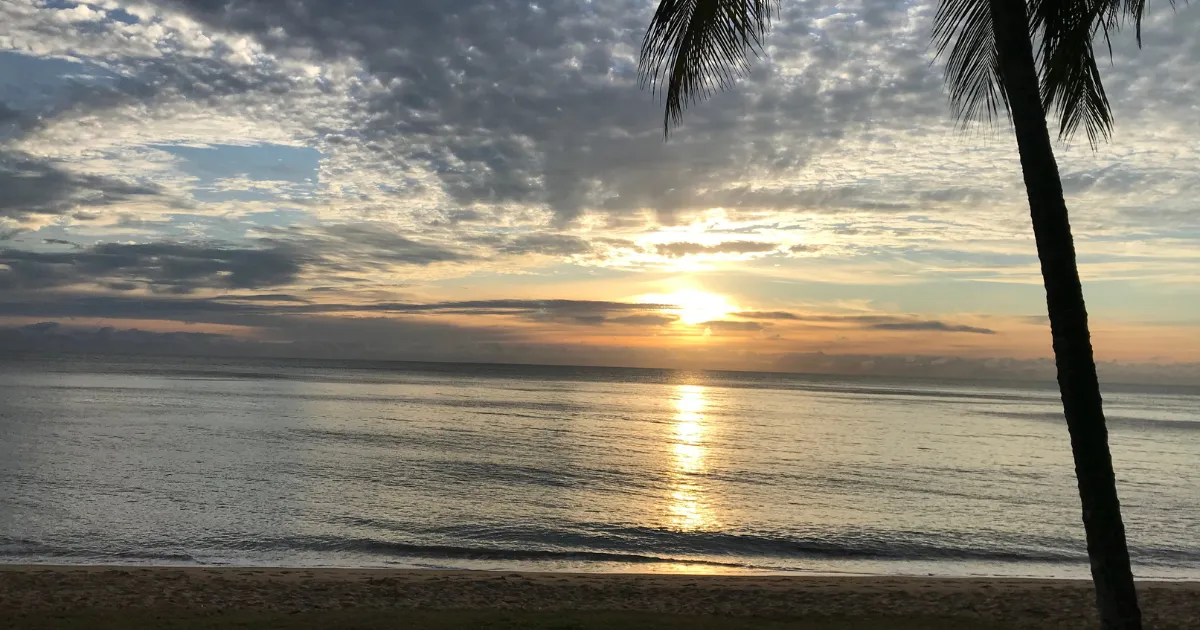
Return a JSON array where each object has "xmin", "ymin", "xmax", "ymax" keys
[{"xmin": 3, "ymin": 565, "xmax": 1200, "ymax": 629}]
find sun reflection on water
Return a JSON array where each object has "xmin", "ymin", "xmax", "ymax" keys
[{"xmin": 667, "ymin": 384, "xmax": 713, "ymax": 531}]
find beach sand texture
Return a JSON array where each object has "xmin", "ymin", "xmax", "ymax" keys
[{"xmin": 2, "ymin": 566, "xmax": 1199, "ymax": 629}]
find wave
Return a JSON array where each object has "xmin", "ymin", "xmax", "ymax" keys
[
  {"xmin": 264, "ymin": 537, "xmax": 753, "ymax": 568},
  {"xmin": 6, "ymin": 527, "xmax": 1199, "ymax": 570},
  {"xmin": 316, "ymin": 523, "xmax": 1200, "ymax": 567},
  {"xmin": 206, "ymin": 528, "xmax": 1094, "ymax": 565}
]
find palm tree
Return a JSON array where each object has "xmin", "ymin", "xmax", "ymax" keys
[{"xmin": 638, "ymin": 0, "xmax": 1163, "ymax": 628}]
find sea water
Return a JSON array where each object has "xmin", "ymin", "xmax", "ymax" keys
[{"xmin": 1, "ymin": 356, "xmax": 1197, "ymax": 578}]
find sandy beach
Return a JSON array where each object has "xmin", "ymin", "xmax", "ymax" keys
[{"xmin": 1, "ymin": 565, "xmax": 1198, "ymax": 629}]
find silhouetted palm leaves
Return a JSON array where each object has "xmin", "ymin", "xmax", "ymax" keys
[{"xmin": 638, "ymin": 0, "xmax": 1163, "ymax": 146}]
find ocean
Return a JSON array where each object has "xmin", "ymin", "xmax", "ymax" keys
[{"xmin": 1, "ymin": 355, "xmax": 1197, "ymax": 579}]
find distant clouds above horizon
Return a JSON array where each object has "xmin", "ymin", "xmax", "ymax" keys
[{"xmin": 0, "ymin": 0, "xmax": 1198, "ymax": 377}]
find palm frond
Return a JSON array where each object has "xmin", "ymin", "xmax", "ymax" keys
[
  {"xmin": 932, "ymin": 0, "xmax": 1008, "ymax": 129},
  {"xmin": 1031, "ymin": 0, "xmax": 1180, "ymax": 147},
  {"xmin": 638, "ymin": 0, "xmax": 776, "ymax": 136},
  {"xmin": 1030, "ymin": 0, "xmax": 1117, "ymax": 146},
  {"xmin": 938, "ymin": 0, "xmax": 1168, "ymax": 148}
]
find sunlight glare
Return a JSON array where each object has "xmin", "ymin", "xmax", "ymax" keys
[
  {"xmin": 640, "ymin": 290, "xmax": 736, "ymax": 326},
  {"xmin": 665, "ymin": 384, "xmax": 713, "ymax": 531}
]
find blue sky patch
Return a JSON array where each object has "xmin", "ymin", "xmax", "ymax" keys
[
  {"xmin": 156, "ymin": 143, "xmax": 323, "ymax": 185},
  {"xmin": 155, "ymin": 143, "xmax": 325, "ymax": 202},
  {"xmin": 0, "ymin": 51, "xmax": 119, "ymax": 111}
]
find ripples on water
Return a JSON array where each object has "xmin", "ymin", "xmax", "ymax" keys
[{"xmin": 1, "ymin": 356, "xmax": 1197, "ymax": 578}]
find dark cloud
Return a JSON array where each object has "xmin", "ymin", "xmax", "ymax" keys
[
  {"xmin": 870, "ymin": 321, "xmax": 996, "ymax": 334},
  {"xmin": 0, "ymin": 294, "xmax": 279, "ymax": 320},
  {"xmin": 734, "ymin": 310, "xmax": 995, "ymax": 334},
  {"xmin": 655, "ymin": 241, "xmax": 779, "ymax": 257},
  {"xmin": 689, "ymin": 185, "xmax": 925, "ymax": 214},
  {"xmin": 378, "ymin": 299, "xmax": 673, "ymax": 327},
  {"xmin": 305, "ymin": 224, "xmax": 473, "ymax": 266},
  {"xmin": 220, "ymin": 293, "xmax": 313, "ymax": 303},
  {"xmin": 264, "ymin": 225, "xmax": 589, "ymax": 267},
  {"xmin": 526, "ymin": 312, "xmax": 608, "ymax": 326},
  {"xmin": 609, "ymin": 314, "xmax": 679, "ymax": 326},
  {"xmin": 0, "ymin": 242, "xmax": 306, "ymax": 293},
  {"xmin": 0, "ymin": 300, "xmax": 688, "ymax": 367},
  {"xmin": 246, "ymin": 224, "xmax": 473, "ymax": 278},
  {"xmin": 0, "ymin": 294, "xmax": 673, "ymax": 327},
  {"xmin": 0, "ymin": 322, "xmax": 235, "ymax": 354},
  {"xmin": 735, "ymin": 310, "xmax": 802, "ymax": 320},
  {"xmin": 485, "ymin": 233, "xmax": 596, "ymax": 257},
  {"xmin": 2, "ymin": 51, "xmax": 300, "ymax": 146},
  {"xmin": 411, "ymin": 299, "xmax": 662, "ymax": 313},
  {"xmin": 0, "ymin": 152, "xmax": 160, "ymax": 220}
]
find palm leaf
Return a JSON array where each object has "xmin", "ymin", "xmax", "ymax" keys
[
  {"xmin": 1031, "ymin": 0, "xmax": 1117, "ymax": 146},
  {"xmin": 1030, "ymin": 0, "xmax": 1175, "ymax": 147},
  {"xmin": 638, "ymin": 0, "xmax": 776, "ymax": 136},
  {"xmin": 932, "ymin": 0, "xmax": 1008, "ymax": 129}
]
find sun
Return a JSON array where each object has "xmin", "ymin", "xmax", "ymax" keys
[{"xmin": 640, "ymin": 290, "xmax": 736, "ymax": 326}]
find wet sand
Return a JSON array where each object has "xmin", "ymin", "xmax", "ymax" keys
[{"xmin": 1, "ymin": 565, "xmax": 1198, "ymax": 629}]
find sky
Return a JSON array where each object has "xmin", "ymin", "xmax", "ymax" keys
[{"xmin": 0, "ymin": 0, "xmax": 1197, "ymax": 382}]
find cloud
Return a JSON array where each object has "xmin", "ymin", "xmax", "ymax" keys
[
  {"xmin": 703, "ymin": 320, "xmax": 766, "ymax": 332},
  {"xmin": 735, "ymin": 310, "xmax": 802, "ymax": 320},
  {"xmin": 0, "ymin": 242, "xmax": 306, "ymax": 292},
  {"xmin": 734, "ymin": 310, "xmax": 995, "ymax": 334},
  {"xmin": 608, "ymin": 313, "xmax": 678, "ymax": 326},
  {"xmin": 108, "ymin": 0, "xmax": 952, "ymax": 225},
  {"xmin": 353, "ymin": 298, "xmax": 681, "ymax": 327},
  {"xmin": 0, "ymin": 0, "xmax": 1196, "ymax": 372},
  {"xmin": 0, "ymin": 293, "xmax": 674, "ymax": 326},
  {"xmin": 655, "ymin": 241, "xmax": 779, "ymax": 257},
  {"xmin": 0, "ymin": 321, "xmax": 236, "ymax": 354},
  {"xmin": 870, "ymin": 321, "xmax": 996, "ymax": 334},
  {"xmin": 487, "ymin": 233, "xmax": 596, "ymax": 257},
  {"xmin": 292, "ymin": 224, "xmax": 473, "ymax": 266},
  {"xmin": 220, "ymin": 293, "xmax": 312, "ymax": 303},
  {"xmin": 0, "ymin": 152, "xmax": 161, "ymax": 221}
]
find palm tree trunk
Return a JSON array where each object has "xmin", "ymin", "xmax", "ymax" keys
[{"xmin": 987, "ymin": 0, "xmax": 1142, "ymax": 628}]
